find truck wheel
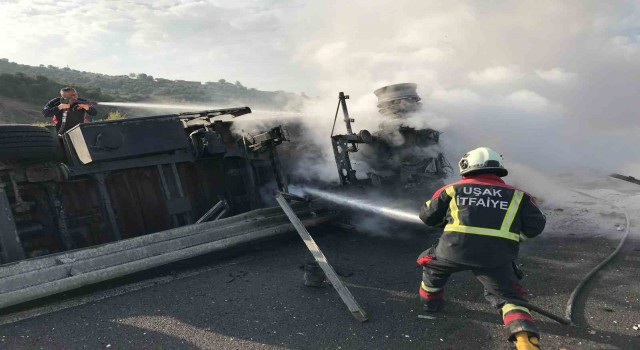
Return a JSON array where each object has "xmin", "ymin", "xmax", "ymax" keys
[{"xmin": 0, "ymin": 125, "xmax": 60, "ymax": 161}]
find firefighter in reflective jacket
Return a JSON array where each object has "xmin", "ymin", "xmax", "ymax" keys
[{"xmin": 418, "ymin": 147, "xmax": 546, "ymax": 350}]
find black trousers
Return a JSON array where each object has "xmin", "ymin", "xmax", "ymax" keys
[
  {"xmin": 419, "ymin": 251, "xmax": 540, "ymax": 339},
  {"xmin": 421, "ymin": 255, "xmax": 526, "ymax": 308}
]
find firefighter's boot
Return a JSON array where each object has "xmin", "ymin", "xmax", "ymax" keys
[
  {"xmin": 422, "ymin": 299, "xmax": 444, "ymax": 313},
  {"xmin": 419, "ymin": 281, "xmax": 444, "ymax": 312},
  {"xmin": 502, "ymin": 303, "xmax": 540, "ymax": 349},
  {"xmin": 514, "ymin": 331, "xmax": 540, "ymax": 350},
  {"xmin": 303, "ymin": 262, "xmax": 326, "ymax": 287}
]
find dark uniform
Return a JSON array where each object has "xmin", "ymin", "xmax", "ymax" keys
[
  {"xmin": 418, "ymin": 173, "xmax": 546, "ymax": 340},
  {"xmin": 43, "ymin": 97, "xmax": 97, "ymax": 134}
]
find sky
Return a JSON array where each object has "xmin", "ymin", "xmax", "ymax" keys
[{"xmin": 1, "ymin": 0, "xmax": 639, "ymax": 178}]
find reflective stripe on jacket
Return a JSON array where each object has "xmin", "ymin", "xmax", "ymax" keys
[{"xmin": 419, "ymin": 173, "xmax": 546, "ymax": 267}]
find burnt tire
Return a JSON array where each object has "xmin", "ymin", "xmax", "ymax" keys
[{"xmin": 0, "ymin": 125, "xmax": 60, "ymax": 161}]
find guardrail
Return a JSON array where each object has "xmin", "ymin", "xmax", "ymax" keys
[{"xmin": 0, "ymin": 201, "xmax": 333, "ymax": 310}]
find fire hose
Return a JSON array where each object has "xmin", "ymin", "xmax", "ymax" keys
[
  {"xmin": 564, "ymin": 188, "xmax": 632, "ymax": 323},
  {"xmin": 475, "ymin": 185, "xmax": 633, "ymax": 326}
]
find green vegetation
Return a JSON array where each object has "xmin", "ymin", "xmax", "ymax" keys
[
  {"xmin": 106, "ymin": 111, "xmax": 127, "ymax": 120},
  {"xmin": 0, "ymin": 72, "xmax": 117, "ymax": 106},
  {"xmin": 31, "ymin": 121, "xmax": 53, "ymax": 127},
  {"xmin": 0, "ymin": 58, "xmax": 306, "ymax": 111}
]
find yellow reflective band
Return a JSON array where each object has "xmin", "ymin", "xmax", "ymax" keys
[
  {"xmin": 421, "ymin": 281, "xmax": 443, "ymax": 293},
  {"xmin": 425, "ymin": 200, "xmax": 431, "ymax": 207},
  {"xmin": 444, "ymin": 224, "xmax": 520, "ymax": 242},
  {"xmin": 501, "ymin": 191, "xmax": 524, "ymax": 231},
  {"xmin": 445, "ymin": 187, "xmax": 460, "ymax": 226},
  {"xmin": 502, "ymin": 303, "xmax": 531, "ymax": 317}
]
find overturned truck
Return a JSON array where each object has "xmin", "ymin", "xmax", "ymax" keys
[{"xmin": 0, "ymin": 108, "xmax": 331, "ymax": 309}]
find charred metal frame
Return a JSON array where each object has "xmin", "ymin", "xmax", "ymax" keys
[
  {"xmin": 330, "ymin": 85, "xmax": 452, "ymax": 191},
  {"xmin": 244, "ymin": 126, "xmax": 290, "ymax": 193},
  {"xmin": 330, "ymin": 92, "xmax": 372, "ymax": 186}
]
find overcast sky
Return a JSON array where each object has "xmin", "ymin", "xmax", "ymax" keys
[{"xmin": 1, "ymin": 0, "xmax": 639, "ymax": 176}]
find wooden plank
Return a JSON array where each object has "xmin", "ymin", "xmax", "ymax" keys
[{"xmin": 275, "ymin": 194, "xmax": 368, "ymax": 322}]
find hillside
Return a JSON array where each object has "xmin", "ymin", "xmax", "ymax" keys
[
  {"xmin": 0, "ymin": 96, "xmax": 42, "ymax": 124},
  {"xmin": 0, "ymin": 58, "xmax": 306, "ymax": 123},
  {"xmin": 0, "ymin": 71, "xmax": 121, "ymax": 123}
]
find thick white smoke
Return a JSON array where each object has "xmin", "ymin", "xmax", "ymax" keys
[
  {"xmin": 279, "ymin": 0, "xmax": 639, "ymax": 187},
  {"xmin": 97, "ymin": 2, "xmax": 638, "ymax": 239}
]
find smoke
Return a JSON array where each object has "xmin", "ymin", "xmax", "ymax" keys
[
  {"xmin": 249, "ymin": 1, "xmax": 640, "ymax": 243},
  {"xmin": 278, "ymin": 0, "xmax": 639, "ymax": 188},
  {"xmin": 98, "ymin": 2, "xmax": 639, "ymax": 213}
]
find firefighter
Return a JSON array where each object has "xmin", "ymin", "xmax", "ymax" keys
[
  {"xmin": 417, "ymin": 147, "xmax": 546, "ymax": 350},
  {"xmin": 43, "ymin": 87, "xmax": 97, "ymax": 135}
]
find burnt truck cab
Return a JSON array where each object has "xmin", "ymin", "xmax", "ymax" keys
[
  {"xmin": 330, "ymin": 83, "xmax": 452, "ymax": 199},
  {"xmin": 0, "ymin": 108, "xmax": 289, "ymax": 264}
]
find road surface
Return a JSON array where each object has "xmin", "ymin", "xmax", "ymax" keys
[{"xmin": 0, "ymin": 176, "xmax": 638, "ymax": 349}]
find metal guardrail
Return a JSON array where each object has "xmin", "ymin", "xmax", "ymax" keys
[{"xmin": 0, "ymin": 201, "xmax": 333, "ymax": 310}]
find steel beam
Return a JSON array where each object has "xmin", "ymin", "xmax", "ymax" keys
[{"xmin": 276, "ymin": 194, "xmax": 368, "ymax": 322}]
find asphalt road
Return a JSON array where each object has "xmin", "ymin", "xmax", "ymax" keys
[{"xmin": 0, "ymin": 176, "xmax": 638, "ymax": 350}]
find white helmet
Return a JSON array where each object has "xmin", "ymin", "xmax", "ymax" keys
[{"xmin": 458, "ymin": 147, "xmax": 508, "ymax": 177}]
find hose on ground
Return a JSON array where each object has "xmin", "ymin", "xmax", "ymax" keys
[
  {"xmin": 490, "ymin": 177, "xmax": 633, "ymax": 326},
  {"xmin": 564, "ymin": 187, "xmax": 632, "ymax": 323}
]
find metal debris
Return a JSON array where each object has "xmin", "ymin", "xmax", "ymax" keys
[{"xmin": 418, "ymin": 314, "xmax": 437, "ymax": 320}]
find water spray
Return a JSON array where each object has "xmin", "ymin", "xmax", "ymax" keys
[
  {"xmin": 99, "ymin": 101, "xmax": 235, "ymax": 110},
  {"xmin": 302, "ymin": 187, "xmax": 422, "ymax": 225},
  {"xmin": 99, "ymin": 102, "xmax": 306, "ymax": 120}
]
